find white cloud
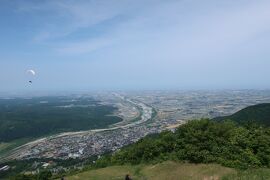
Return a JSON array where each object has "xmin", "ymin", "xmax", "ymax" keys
[
  {"xmin": 17, "ymin": 0, "xmax": 270, "ymax": 56},
  {"xmin": 19, "ymin": 0, "xmax": 155, "ymax": 41}
]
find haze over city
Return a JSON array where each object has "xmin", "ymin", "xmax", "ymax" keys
[{"xmin": 1, "ymin": 0, "xmax": 270, "ymax": 92}]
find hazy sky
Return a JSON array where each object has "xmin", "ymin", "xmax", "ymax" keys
[{"xmin": 1, "ymin": 0, "xmax": 270, "ymax": 92}]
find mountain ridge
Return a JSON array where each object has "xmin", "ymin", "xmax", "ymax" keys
[{"xmin": 213, "ymin": 103, "xmax": 270, "ymax": 126}]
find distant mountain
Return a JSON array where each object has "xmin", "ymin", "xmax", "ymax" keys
[{"xmin": 213, "ymin": 103, "xmax": 270, "ymax": 126}]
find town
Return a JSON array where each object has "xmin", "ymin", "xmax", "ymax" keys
[{"xmin": 3, "ymin": 90, "xmax": 270, "ymax": 164}]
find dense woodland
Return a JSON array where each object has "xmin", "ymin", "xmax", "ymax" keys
[
  {"xmin": 214, "ymin": 103, "xmax": 270, "ymax": 126},
  {"xmin": 0, "ymin": 97, "xmax": 122, "ymax": 142}
]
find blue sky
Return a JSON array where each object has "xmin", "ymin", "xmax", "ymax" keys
[{"xmin": 0, "ymin": 0, "xmax": 270, "ymax": 92}]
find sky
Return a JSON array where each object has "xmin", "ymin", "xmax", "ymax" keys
[{"xmin": 0, "ymin": 0, "xmax": 270, "ymax": 93}]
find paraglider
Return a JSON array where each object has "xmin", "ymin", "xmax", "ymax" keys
[
  {"xmin": 27, "ymin": 69, "xmax": 36, "ymax": 76},
  {"xmin": 26, "ymin": 69, "xmax": 36, "ymax": 84}
]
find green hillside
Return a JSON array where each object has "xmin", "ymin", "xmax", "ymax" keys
[
  {"xmin": 68, "ymin": 161, "xmax": 237, "ymax": 180},
  {"xmin": 213, "ymin": 103, "xmax": 270, "ymax": 126}
]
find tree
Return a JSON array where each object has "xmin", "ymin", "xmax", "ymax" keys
[{"xmin": 38, "ymin": 170, "xmax": 52, "ymax": 180}]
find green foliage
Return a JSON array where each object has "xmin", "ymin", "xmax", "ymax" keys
[
  {"xmin": 37, "ymin": 170, "xmax": 52, "ymax": 180},
  {"xmin": 222, "ymin": 168, "xmax": 270, "ymax": 180},
  {"xmin": 0, "ymin": 159, "xmax": 36, "ymax": 179},
  {"xmin": 0, "ymin": 97, "xmax": 122, "ymax": 142},
  {"xmin": 214, "ymin": 103, "xmax": 270, "ymax": 126},
  {"xmin": 97, "ymin": 119, "xmax": 270, "ymax": 169},
  {"xmin": 11, "ymin": 174, "xmax": 36, "ymax": 180},
  {"xmin": 10, "ymin": 170, "xmax": 52, "ymax": 180}
]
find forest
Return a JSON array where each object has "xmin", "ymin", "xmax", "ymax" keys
[{"xmin": 0, "ymin": 97, "xmax": 122, "ymax": 142}]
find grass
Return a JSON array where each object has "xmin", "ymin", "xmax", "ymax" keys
[
  {"xmin": 68, "ymin": 166, "xmax": 139, "ymax": 180},
  {"xmin": 0, "ymin": 138, "xmax": 32, "ymax": 161},
  {"xmin": 67, "ymin": 161, "xmax": 237, "ymax": 180},
  {"xmin": 141, "ymin": 162, "xmax": 235, "ymax": 180},
  {"xmin": 0, "ymin": 143, "xmax": 10, "ymax": 152},
  {"xmin": 222, "ymin": 168, "xmax": 270, "ymax": 180}
]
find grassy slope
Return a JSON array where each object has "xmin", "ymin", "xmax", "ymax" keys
[
  {"xmin": 67, "ymin": 161, "xmax": 270, "ymax": 180},
  {"xmin": 67, "ymin": 161, "xmax": 237, "ymax": 180},
  {"xmin": 213, "ymin": 103, "xmax": 270, "ymax": 126}
]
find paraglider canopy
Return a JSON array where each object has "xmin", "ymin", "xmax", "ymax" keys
[
  {"xmin": 26, "ymin": 69, "xmax": 36, "ymax": 84},
  {"xmin": 27, "ymin": 69, "xmax": 36, "ymax": 76}
]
